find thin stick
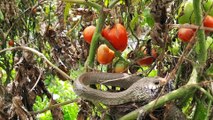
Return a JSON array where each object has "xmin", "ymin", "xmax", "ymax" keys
[
  {"xmin": 169, "ymin": 24, "xmax": 213, "ymax": 31},
  {"xmin": 29, "ymin": 70, "xmax": 43, "ymax": 93}
]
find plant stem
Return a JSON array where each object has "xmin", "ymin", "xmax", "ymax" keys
[
  {"xmin": 85, "ymin": 10, "xmax": 106, "ymax": 68},
  {"xmin": 193, "ymin": 0, "xmax": 207, "ymax": 66},
  {"xmin": 62, "ymin": 0, "xmax": 102, "ymax": 11}
]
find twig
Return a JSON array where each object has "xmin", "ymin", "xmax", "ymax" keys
[
  {"xmin": 30, "ymin": 99, "xmax": 79, "ymax": 115},
  {"xmin": 0, "ymin": 46, "xmax": 74, "ymax": 82},
  {"xmin": 29, "ymin": 69, "xmax": 43, "ymax": 93},
  {"xmin": 169, "ymin": 24, "xmax": 213, "ymax": 31}
]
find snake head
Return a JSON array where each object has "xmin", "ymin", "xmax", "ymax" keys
[{"xmin": 130, "ymin": 77, "xmax": 166, "ymax": 103}]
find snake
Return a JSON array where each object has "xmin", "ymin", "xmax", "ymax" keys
[{"xmin": 73, "ymin": 72, "xmax": 165, "ymax": 105}]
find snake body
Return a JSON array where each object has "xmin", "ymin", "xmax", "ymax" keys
[{"xmin": 73, "ymin": 72, "xmax": 164, "ymax": 105}]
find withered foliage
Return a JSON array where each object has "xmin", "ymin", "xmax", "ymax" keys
[
  {"xmin": 0, "ymin": 0, "xmax": 89, "ymax": 119},
  {"xmin": 0, "ymin": 50, "xmax": 64, "ymax": 119}
]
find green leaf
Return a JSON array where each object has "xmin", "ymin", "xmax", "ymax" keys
[
  {"xmin": 104, "ymin": 0, "xmax": 109, "ymax": 6},
  {"xmin": 206, "ymin": 36, "xmax": 213, "ymax": 50},
  {"xmin": 143, "ymin": 9, "xmax": 154, "ymax": 27},
  {"xmin": 206, "ymin": 64, "xmax": 213, "ymax": 75},
  {"xmin": 0, "ymin": 10, "xmax": 4, "ymax": 21},
  {"xmin": 130, "ymin": 14, "xmax": 139, "ymax": 30},
  {"xmin": 193, "ymin": 99, "xmax": 208, "ymax": 120},
  {"xmin": 64, "ymin": 3, "xmax": 72, "ymax": 23}
]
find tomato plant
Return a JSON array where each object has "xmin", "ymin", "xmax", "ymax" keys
[
  {"xmin": 83, "ymin": 25, "xmax": 96, "ymax": 44},
  {"xmin": 178, "ymin": 28, "xmax": 195, "ymax": 42},
  {"xmin": 8, "ymin": 40, "xmax": 14, "ymax": 46},
  {"xmin": 97, "ymin": 44, "xmax": 115, "ymax": 64},
  {"xmin": 136, "ymin": 48, "xmax": 157, "ymax": 66},
  {"xmin": 102, "ymin": 23, "xmax": 128, "ymax": 51},
  {"xmin": 203, "ymin": 15, "xmax": 213, "ymax": 28}
]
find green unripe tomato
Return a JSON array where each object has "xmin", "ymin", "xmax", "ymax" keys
[
  {"xmin": 178, "ymin": 1, "xmax": 195, "ymax": 24},
  {"xmin": 114, "ymin": 60, "xmax": 129, "ymax": 73}
]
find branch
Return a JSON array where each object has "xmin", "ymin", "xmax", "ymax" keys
[
  {"xmin": 0, "ymin": 46, "xmax": 74, "ymax": 82},
  {"xmin": 169, "ymin": 24, "xmax": 213, "ymax": 31}
]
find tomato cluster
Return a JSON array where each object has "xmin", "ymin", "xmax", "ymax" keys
[
  {"xmin": 83, "ymin": 23, "xmax": 128, "ymax": 65},
  {"xmin": 83, "ymin": 23, "xmax": 128, "ymax": 51}
]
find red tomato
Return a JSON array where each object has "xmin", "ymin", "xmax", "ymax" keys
[
  {"xmin": 204, "ymin": 15, "xmax": 213, "ymax": 28},
  {"xmin": 102, "ymin": 23, "xmax": 128, "ymax": 51},
  {"xmin": 137, "ymin": 48, "xmax": 157, "ymax": 66},
  {"xmin": 97, "ymin": 44, "xmax": 115, "ymax": 64},
  {"xmin": 83, "ymin": 26, "xmax": 96, "ymax": 44},
  {"xmin": 137, "ymin": 56, "xmax": 155, "ymax": 66},
  {"xmin": 178, "ymin": 28, "xmax": 195, "ymax": 42},
  {"xmin": 8, "ymin": 40, "xmax": 14, "ymax": 46}
]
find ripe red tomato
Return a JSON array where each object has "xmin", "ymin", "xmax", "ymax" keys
[
  {"xmin": 102, "ymin": 23, "xmax": 128, "ymax": 51},
  {"xmin": 178, "ymin": 28, "xmax": 195, "ymax": 42},
  {"xmin": 83, "ymin": 26, "xmax": 96, "ymax": 44},
  {"xmin": 137, "ymin": 56, "xmax": 155, "ymax": 66},
  {"xmin": 97, "ymin": 44, "xmax": 115, "ymax": 64},
  {"xmin": 8, "ymin": 40, "xmax": 14, "ymax": 46},
  {"xmin": 136, "ymin": 48, "xmax": 157, "ymax": 66},
  {"xmin": 204, "ymin": 15, "xmax": 213, "ymax": 28}
]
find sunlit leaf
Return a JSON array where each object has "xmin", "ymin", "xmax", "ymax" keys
[
  {"xmin": 206, "ymin": 36, "xmax": 213, "ymax": 50},
  {"xmin": 0, "ymin": 10, "xmax": 4, "ymax": 21},
  {"xmin": 130, "ymin": 14, "xmax": 139, "ymax": 30},
  {"xmin": 64, "ymin": 3, "xmax": 72, "ymax": 23},
  {"xmin": 193, "ymin": 99, "xmax": 208, "ymax": 120}
]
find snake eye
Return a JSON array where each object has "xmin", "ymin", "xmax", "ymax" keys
[{"xmin": 154, "ymin": 81, "xmax": 160, "ymax": 85}]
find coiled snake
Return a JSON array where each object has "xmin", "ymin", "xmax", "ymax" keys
[{"xmin": 73, "ymin": 72, "xmax": 165, "ymax": 105}]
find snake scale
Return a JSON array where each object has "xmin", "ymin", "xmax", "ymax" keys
[{"xmin": 73, "ymin": 72, "xmax": 165, "ymax": 105}]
